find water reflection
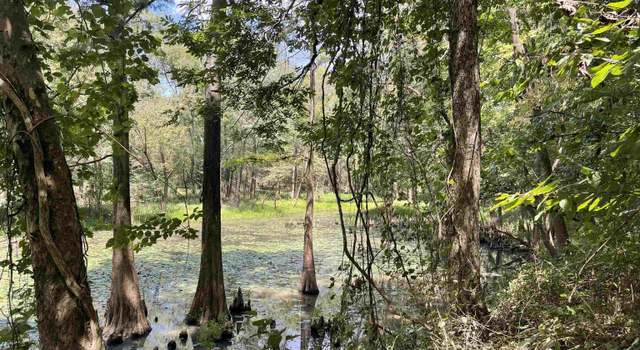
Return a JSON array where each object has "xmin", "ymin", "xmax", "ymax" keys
[{"xmin": 298, "ymin": 294, "xmax": 318, "ymax": 350}]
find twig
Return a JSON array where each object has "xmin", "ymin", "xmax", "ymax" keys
[
  {"xmin": 568, "ymin": 237, "xmax": 610, "ymax": 303},
  {"xmin": 69, "ymin": 154, "xmax": 112, "ymax": 168}
]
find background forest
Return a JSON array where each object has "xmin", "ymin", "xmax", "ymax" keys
[{"xmin": 1, "ymin": 0, "xmax": 639, "ymax": 349}]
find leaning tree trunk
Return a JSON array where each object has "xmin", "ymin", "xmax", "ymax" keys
[
  {"xmin": 447, "ymin": 0, "xmax": 487, "ymax": 316},
  {"xmin": 0, "ymin": 2, "xmax": 104, "ymax": 348},
  {"xmin": 299, "ymin": 64, "xmax": 319, "ymax": 295},
  {"xmin": 103, "ymin": 69, "xmax": 151, "ymax": 343},
  {"xmin": 187, "ymin": 47, "xmax": 228, "ymax": 324}
]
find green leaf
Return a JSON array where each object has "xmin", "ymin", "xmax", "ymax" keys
[
  {"xmin": 610, "ymin": 145, "xmax": 622, "ymax": 157},
  {"xmin": 611, "ymin": 64, "xmax": 623, "ymax": 76},
  {"xmin": 529, "ymin": 182, "xmax": 556, "ymax": 196},
  {"xmin": 577, "ymin": 198, "xmax": 593, "ymax": 212},
  {"xmin": 607, "ymin": 0, "xmax": 632, "ymax": 10},
  {"xmin": 591, "ymin": 63, "xmax": 615, "ymax": 88},
  {"xmin": 591, "ymin": 20, "xmax": 623, "ymax": 35},
  {"xmin": 588, "ymin": 197, "xmax": 601, "ymax": 211},
  {"xmin": 267, "ymin": 332, "xmax": 282, "ymax": 349}
]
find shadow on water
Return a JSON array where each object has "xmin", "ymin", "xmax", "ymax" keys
[{"xmin": 85, "ymin": 215, "xmax": 344, "ymax": 350}]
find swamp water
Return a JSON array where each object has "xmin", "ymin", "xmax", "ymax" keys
[
  {"xmin": 90, "ymin": 214, "xmax": 344, "ymax": 349},
  {"xmin": 0, "ymin": 214, "xmax": 345, "ymax": 349},
  {"xmin": 1, "ymin": 212, "xmax": 525, "ymax": 349}
]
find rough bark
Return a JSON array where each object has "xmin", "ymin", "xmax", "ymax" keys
[
  {"xmin": 447, "ymin": 0, "xmax": 487, "ymax": 316},
  {"xmin": 103, "ymin": 81, "xmax": 151, "ymax": 343},
  {"xmin": 300, "ymin": 64, "xmax": 319, "ymax": 295},
  {"xmin": 1, "ymin": 2, "xmax": 104, "ymax": 348},
  {"xmin": 187, "ymin": 16, "xmax": 228, "ymax": 321}
]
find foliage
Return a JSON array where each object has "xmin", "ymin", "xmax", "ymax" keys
[
  {"xmin": 250, "ymin": 317, "xmax": 297, "ymax": 350},
  {"xmin": 106, "ymin": 208, "xmax": 201, "ymax": 251},
  {"xmin": 2, "ymin": 0, "xmax": 640, "ymax": 348},
  {"xmin": 490, "ymin": 243, "xmax": 640, "ymax": 348}
]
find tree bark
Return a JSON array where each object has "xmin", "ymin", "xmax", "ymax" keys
[
  {"xmin": 1, "ymin": 2, "xmax": 104, "ymax": 348},
  {"xmin": 160, "ymin": 144, "xmax": 170, "ymax": 211},
  {"xmin": 300, "ymin": 64, "xmax": 319, "ymax": 295},
  {"xmin": 535, "ymin": 145, "xmax": 569, "ymax": 255},
  {"xmin": 507, "ymin": 7, "xmax": 525, "ymax": 57},
  {"xmin": 103, "ymin": 35, "xmax": 151, "ymax": 343},
  {"xmin": 291, "ymin": 163, "xmax": 298, "ymax": 199},
  {"xmin": 291, "ymin": 144, "xmax": 301, "ymax": 200},
  {"xmin": 447, "ymin": 0, "xmax": 487, "ymax": 316},
  {"xmin": 187, "ymin": 0, "xmax": 229, "ymax": 320}
]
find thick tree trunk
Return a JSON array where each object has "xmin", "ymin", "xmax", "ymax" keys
[
  {"xmin": 103, "ymin": 85, "xmax": 151, "ymax": 343},
  {"xmin": 1, "ymin": 3, "xmax": 104, "ymax": 348},
  {"xmin": 447, "ymin": 0, "xmax": 487, "ymax": 316},
  {"xmin": 187, "ymin": 49, "xmax": 228, "ymax": 324},
  {"xmin": 300, "ymin": 64, "xmax": 319, "ymax": 295}
]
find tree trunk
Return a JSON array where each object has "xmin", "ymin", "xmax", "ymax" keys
[
  {"xmin": 237, "ymin": 164, "xmax": 244, "ymax": 202},
  {"xmin": 292, "ymin": 144, "xmax": 301, "ymax": 200},
  {"xmin": 95, "ymin": 161, "xmax": 104, "ymax": 219},
  {"xmin": 300, "ymin": 64, "xmax": 319, "ymax": 295},
  {"xmin": 226, "ymin": 169, "xmax": 234, "ymax": 200},
  {"xmin": 187, "ymin": 7, "xmax": 228, "ymax": 320},
  {"xmin": 291, "ymin": 163, "xmax": 298, "ymax": 200},
  {"xmin": 250, "ymin": 173, "xmax": 257, "ymax": 200},
  {"xmin": 507, "ymin": 7, "xmax": 525, "ymax": 57},
  {"xmin": 1, "ymin": 3, "xmax": 104, "ymax": 348},
  {"xmin": 535, "ymin": 146, "xmax": 569, "ymax": 255},
  {"xmin": 447, "ymin": 0, "xmax": 487, "ymax": 316},
  {"xmin": 160, "ymin": 144, "xmax": 170, "ymax": 211},
  {"xmin": 103, "ymin": 47, "xmax": 151, "ymax": 344}
]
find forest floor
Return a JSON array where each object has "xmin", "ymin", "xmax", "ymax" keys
[{"xmin": 0, "ymin": 201, "xmax": 351, "ymax": 349}]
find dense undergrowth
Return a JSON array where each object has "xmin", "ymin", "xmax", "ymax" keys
[{"xmin": 311, "ymin": 242, "xmax": 640, "ymax": 349}]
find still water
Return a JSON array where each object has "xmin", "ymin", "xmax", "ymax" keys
[{"xmin": 91, "ymin": 214, "xmax": 344, "ymax": 350}]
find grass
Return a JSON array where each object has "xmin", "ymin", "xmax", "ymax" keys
[
  {"xmin": 124, "ymin": 193, "xmax": 358, "ymax": 226},
  {"xmin": 80, "ymin": 193, "xmax": 419, "ymax": 232}
]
